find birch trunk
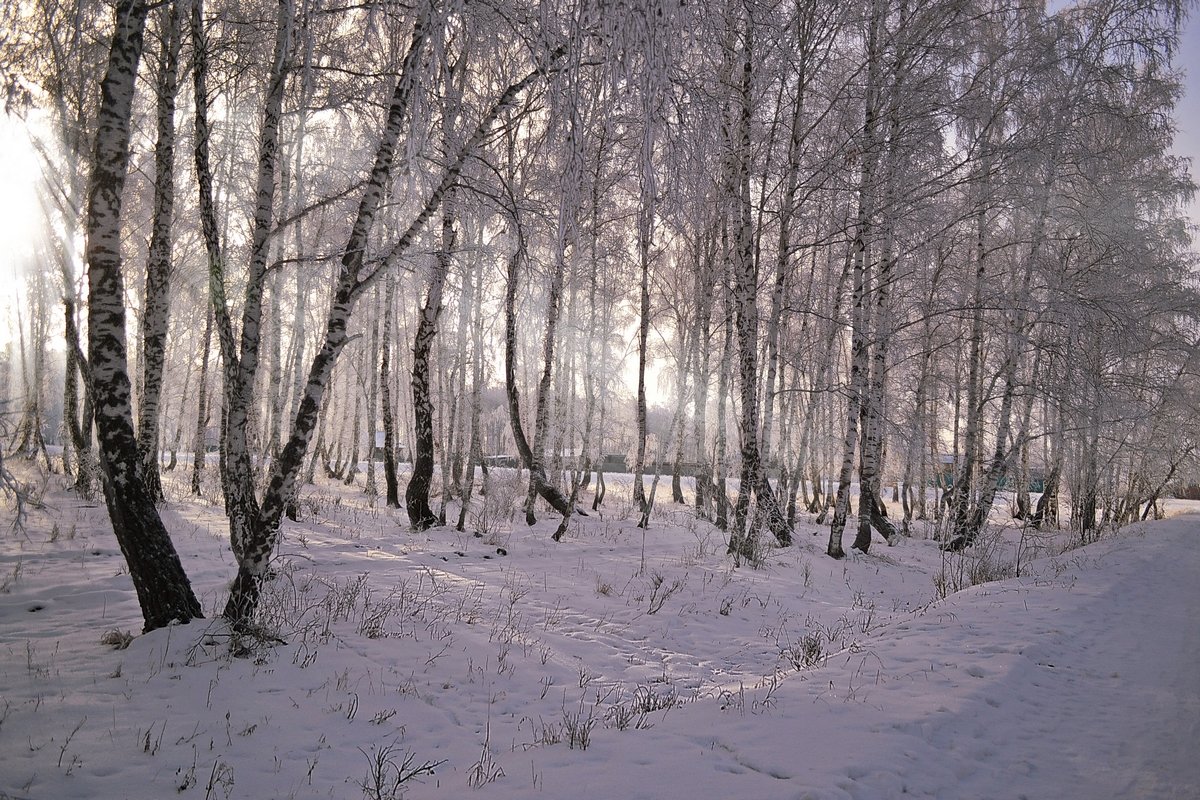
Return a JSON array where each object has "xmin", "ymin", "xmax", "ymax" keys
[
  {"xmin": 760, "ymin": 5, "xmax": 813, "ymax": 473},
  {"xmin": 691, "ymin": 234, "xmax": 714, "ymax": 516},
  {"xmin": 12, "ymin": 278, "xmax": 51, "ymax": 471},
  {"xmin": 580, "ymin": 127, "xmax": 607, "ymax": 500},
  {"xmin": 193, "ymin": 0, "xmax": 290, "ymax": 567},
  {"xmin": 670, "ymin": 326, "xmax": 690, "ymax": 504},
  {"xmin": 63, "ymin": 286, "xmax": 96, "ymax": 498},
  {"xmin": 828, "ymin": 0, "xmax": 883, "ymax": 558},
  {"xmin": 363, "ymin": 288, "xmax": 380, "ymax": 499},
  {"xmin": 457, "ymin": 250, "xmax": 485, "ymax": 531},
  {"xmin": 217, "ymin": 21, "xmax": 562, "ymax": 623},
  {"xmin": 852, "ymin": 48, "xmax": 904, "ymax": 553},
  {"xmin": 726, "ymin": 12, "xmax": 791, "ymax": 552},
  {"xmin": 633, "ymin": 138, "xmax": 653, "ymax": 513},
  {"xmin": 191, "ymin": 306, "xmax": 213, "ymax": 495},
  {"xmin": 86, "ymin": 0, "xmax": 201, "ymax": 631},
  {"xmin": 407, "ymin": 202, "xmax": 454, "ymax": 529},
  {"xmin": 958, "ymin": 165, "xmax": 1056, "ymax": 545},
  {"xmin": 380, "ymin": 273, "xmax": 400, "ymax": 508},
  {"xmin": 136, "ymin": 0, "xmax": 181, "ymax": 504},
  {"xmin": 214, "ymin": 3, "xmax": 424, "ymax": 622},
  {"xmin": 947, "ymin": 138, "xmax": 993, "ymax": 542},
  {"xmin": 503, "ymin": 233, "xmax": 574, "ymax": 523},
  {"xmin": 714, "ymin": 311, "xmax": 732, "ymax": 532}
]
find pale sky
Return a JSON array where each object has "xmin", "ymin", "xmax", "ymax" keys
[{"xmin": 1175, "ymin": 6, "xmax": 1200, "ymax": 229}]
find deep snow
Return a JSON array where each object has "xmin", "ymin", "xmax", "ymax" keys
[{"xmin": 1, "ymin": 469, "xmax": 1197, "ymax": 799}]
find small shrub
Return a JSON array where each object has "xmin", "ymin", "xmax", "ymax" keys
[
  {"xmin": 473, "ymin": 472, "xmax": 522, "ymax": 540},
  {"xmin": 101, "ymin": 629, "xmax": 134, "ymax": 650},
  {"xmin": 781, "ymin": 632, "xmax": 824, "ymax": 670},
  {"xmin": 646, "ymin": 572, "xmax": 685, "ymax": 615},
  {"xmin": 358, "ymin": 743, "xmax": 443, "ymax": 800},
  {"xmin": 0, "ymin": 559, "xmax": 22, "ymax": 593},
  {"xmin": 562, "ymin": 700, "xmax": 597, "ymax": 750},
  {"xmin": 934, "ymin": 530, "xmax": 1016, "ymax": 599}
]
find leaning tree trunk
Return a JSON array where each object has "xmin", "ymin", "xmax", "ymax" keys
[
  {"xmin": 63, "ymin": 289, "xmax": 97, "ymax": 498},
  {"xmin": 212, "ymin": 2, "xmax": 426, "ymax": 623},
  {"xmin": 192, "ymin": 0, "xmax": 289, "ymax": 568},
  {"xmin": 86, "ymin": 0, "xmax": 200, "ymax": 631},
  {"xmin": 281, "ymin": 113, "xmax": 313, "ymax": 520},
  {"xmin": 220, "ymin": 27, "xmax": 563, "ymax": 625},
  {"xmin": 502, "ymin": 224, "xmax": 574, "ymax": 527}
]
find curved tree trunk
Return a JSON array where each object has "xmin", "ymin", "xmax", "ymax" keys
[
  {"xmin": 63, "ymin": 293, "xmax": 96, "ymax": 498},
  {"xmin": 87, "ymin": 0, "xmax": 200, "ymax": 632},
  {"xmin": 213, "ymin": 19, "xmax": 560, "ymax": 625},
  {"xmin": 502, "ymin": 230, "xmax": 574, "ymax": 526}
]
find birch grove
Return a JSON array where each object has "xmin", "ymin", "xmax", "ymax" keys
[{"xmin": 0, "ymin": 0, "xmax": 1196, "ymax": 630}]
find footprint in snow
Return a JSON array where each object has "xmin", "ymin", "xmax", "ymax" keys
[{"xmin": 438, "ymin": 548, "xmax": 507, "ymax": 561}]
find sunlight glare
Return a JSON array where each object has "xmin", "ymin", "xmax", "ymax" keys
[
  {"xmin": 0, "ymin": 115, "xmax": 43, "ymax": 261},
  {"xmin": 0, "ymin": 114, "xmax": 45, "ymax": 350}
]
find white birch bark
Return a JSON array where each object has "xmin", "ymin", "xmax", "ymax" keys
[
  {"xmin": 828, "ymin": 0, "xmax": 883, "ymax": 559},
  {"xmin": 86, "ymin": 0, "xmax": 201, "ymax": 631}
]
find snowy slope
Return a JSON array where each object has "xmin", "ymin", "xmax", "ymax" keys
[{"xmin": 1, "ymin": 474, "xmax": 1197, "ymax": 800}]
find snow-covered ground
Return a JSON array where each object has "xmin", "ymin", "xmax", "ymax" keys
[{"xmin": 1, "ymin": 469, "xmax": 1197, "ymax": 799}]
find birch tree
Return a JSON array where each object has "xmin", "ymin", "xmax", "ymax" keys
[
  {"xmin": 207, "ymin": 3, "xmax": 567, "ymax": 624},
  {"xmin": 136, "ymin": 0, "xmax": 183, "ymax": 504},
  {"xmin": 85, "ymin": 0, "xmax": 201, "ymax": 631}
]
